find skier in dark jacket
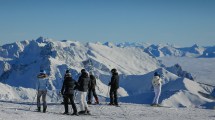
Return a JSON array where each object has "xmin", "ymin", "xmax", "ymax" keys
[
  {"xmin": 61, "ymin": 70, "xmax": 78, "ymax": 115},
  {"xmin": 77, "ymin": 69, "xmax": 90, "ymax": 114},
  {"xmin": 87, "ymin": 74, "xmax": 99, "ymax": 104},
  {"xmin": 108, "ymin": 68, "xmax": 119, "ymax": 106}
]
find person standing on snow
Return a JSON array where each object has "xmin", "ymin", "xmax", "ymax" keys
[
  {"xmin": 36, "ymin": 70, "xmax": 51, "ymax": 113},
  {"xmin": 77, "ymin": 69, "xmax": 90, "ymax": 114},
  {"xmin": 61, "ymin": 69, "xmax": 78, "ymax": 116},
  {"xmin": 108, "ymin": 68, "xmax": 119, "ymax": 106},
  {"xmin": 87, "ymin": 74, "xmax": 99, "ymax": 104},
  {"xmin": 151, "ymin": 72, "xmax": 162, "ymax": 106}
]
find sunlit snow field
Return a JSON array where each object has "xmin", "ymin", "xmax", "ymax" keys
[{"xmin": 1, "ymin": 101, "xmax": 215, "ymax": 120}]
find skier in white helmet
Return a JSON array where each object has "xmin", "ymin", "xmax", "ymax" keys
[{"xmin": 151, "ymin": 72, "xmax": 162, "ymax": 106}]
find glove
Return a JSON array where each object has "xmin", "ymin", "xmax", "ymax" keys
[
  {"xmin": 59, "ymin": 91, "xmax": 62, "ymax": 95},
  {"xmin": 108, "ymin": 82, "xmax": 111, "ymax": 86}
]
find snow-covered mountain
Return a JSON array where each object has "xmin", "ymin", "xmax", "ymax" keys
[
  {"xmin": 116, "ymin": 42, "xmax": 214, "ymax": 58},
  {"xmin": 0, "ymin": 37, "xmax": 214, "ymax": 109},
  {"xmin": 0, "ymin": 37, "xmax": 160, "ymax": 97}
]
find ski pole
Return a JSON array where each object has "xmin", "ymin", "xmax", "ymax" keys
[
  {"xmin": 117, "ymin": 90, "xmax": 120, "ymax": 106},
  {"xmin": 56, "ymin": 90, "xmax": 63, "ymax": 104},
  {"xmin": 107, "ymin": 86, "xmax": 110, "ymax": 97},
  {"xmin": 29, "ymin": 91, "xmax": 38, "ymax": 110},
  {"xmin": 106, "ymin": 86, "xmax": 110, "ymax": 104}
]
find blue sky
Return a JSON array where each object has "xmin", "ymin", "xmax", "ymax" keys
[{"xmin": 0, "ymin": 0, "xmax": 214, "ymax": 46}]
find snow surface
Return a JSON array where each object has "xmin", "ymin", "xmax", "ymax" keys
[{"xmin": 0, "ymin": 101, "xmax": 215, "ymax": 120}]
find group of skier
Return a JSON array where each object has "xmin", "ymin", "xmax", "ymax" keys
[
  {"xmin": 36, "ymin": 67, "xmax": 162, "ymax": 115},
  {"xmin": 36, "ymin": 68, "xmax": 120, "ymax": 115}
]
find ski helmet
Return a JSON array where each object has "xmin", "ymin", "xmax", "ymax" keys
[
  {"xmin": 90, "ymin": 74, "xmax": 95, "ymax": 79},
  {"xmin": 40, "ymin": 70, "xmax": 46, "ymax": 74},
  {"xmin": 66, "ymin": 69, "xmax": 70, "ymax": 73},
  {"xmin": 81, "ymin": 69, "xmax": 86, "ymax": 73},
  {"xmin": 154, "ymin": 72, "xmax": 159, "ymax": 76},
  {"xmin": 111, "ymin": 68, "xmax": 117, "ymax": 73}
]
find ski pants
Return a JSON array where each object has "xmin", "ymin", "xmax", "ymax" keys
[
  {"xmin": 78, "ymin": 91, "xmax": 89, "ymax": 111},
  {"xmin": 63, "ymin": 94, "xmax": 77, "ymax": 113},
  {"xmin": 109, "ymin": 88, "xmax": 118, "ymax": 105},
  {"xmin": 87, "ymin": 88, "xmax": 98, "ymax": 102},
  {"xmin": 37, "ymin": 90, "xmax": 47, "ymax": 108},
  {"xmin": 153, "ymin": 85, "xmax": 161, "ymax": 104}
]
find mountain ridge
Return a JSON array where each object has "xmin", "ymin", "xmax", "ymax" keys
[{"xmin": 0, "ymin": 37, "xmax": 214, "ymax": 108}]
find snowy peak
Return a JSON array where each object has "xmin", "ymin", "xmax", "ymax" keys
[
  {"xmin": 115, "ymin": 42, "xmax": 214, "ymax": 58},
  {"xmin": 0, "ymin": 37, "xmax": 214, "ymax": 109},
  {"xmin": 1, "ymin": 38, "xmax": 214, "ymax": 58},
  {"xmin": 200, "ymin": 46, "xmax": 215, "ymax": 58},
  {"xmin": 166, "ymin": 64, "xmax": 194, "ymax": 80},
  {"xmin": 103, "ymin": 42, "xmax": 115, "ymax": 48},
  {"xmin": 191, "ymin": 44, "xmax": 199, "ymax": 49},
  {"xmin": 116, "ymin": 42, "xmax": 150, "ymax": 48},
  {"xmin": 35, "ymin": 36, "xmax": 47, "ymax": 43},
  {"xmin": 0, "ymin": 38, "xmax": 161, "ymax": 97}
]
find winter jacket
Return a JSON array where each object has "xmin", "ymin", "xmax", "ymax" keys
[
  {"xmin": 109, "ymin": 72, "xmax": 119, "ymax": 90},
  {"xmin": 152, "ymin": 75, "xmax": 162, "ymax": 87},
  {"xmin": 61, "ymin": 73, "xmax": 77, "ymax": 95},
  {"xmin": 77, "ymin": 72, "xmax": 90, "ymax": 92},
  {"xmin": 88, "ymin": 75, "xmax": 97, "ymax": 89},
  {"xmin": 37, "ymin": 73, "xmax": 49, "ymax": 91}
]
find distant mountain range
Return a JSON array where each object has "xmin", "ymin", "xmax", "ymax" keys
[
  {"xmin": 0, "ymin": 37, "xmax": 214, "ymax": 108},
  {"xmin": 114, "ymin": 42, "xmax": 214, "ymax": 58}
]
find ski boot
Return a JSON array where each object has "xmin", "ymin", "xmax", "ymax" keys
[
  {"xmin": 87, "ymin": 101, "xmax": 92, "ymax": 105},
  {"xmin": 43, "ymin": 107, "xmax": 47, "ymax": 113},
  {"xmin": 95, "ymin": 97, "xmax": 99, "ymax": 104},
  {"xmin": 84, "ymin": 107, "xmax": 90, "ymax": 115},
  {"xmin": 72, "ymin": 112, "xmax": 79, "ymax": 116},
  {"xmin": 109, "ymin": 103, "xmax": 114, "ymax": 105},
  {"xmin": 37, "ymin": 107, "xmax": 41, "ymax": 112}
]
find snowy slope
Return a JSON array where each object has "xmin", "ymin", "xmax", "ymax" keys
[
  {"xmin": 118, "ymin": 68, "xmax": 215, "ymax": 108},
  {"xmin": 0, "ymin": 82, "xmax": 66, "ymax": 103},
  {"xmin": 0, "ymin": 37, "xmax": 160, "ymax": 98},
  {"xmin": 1, "ymin": 101, "xmax": 215, "ymax": 120},
  {"xmin": 158, "ymin": 57, "xmax": 215, "ymax": 86},
  {"xmin": 87, "ymin": 43, "xmax": 160, "ymax": 74},
  {"xmin": 0, "ymin": 83, "xmax": 35, "ymax": 101}
]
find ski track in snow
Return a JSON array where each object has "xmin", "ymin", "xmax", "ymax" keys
[{"xmin": 0, "ymin": 102, "xmax": 215, "ymax": 120}]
